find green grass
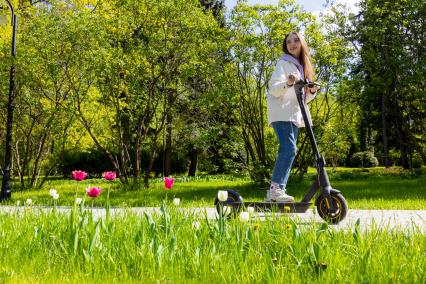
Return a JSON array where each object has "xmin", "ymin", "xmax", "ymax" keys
[
  {"xmin": 0, "ymin": 206, "xmax": 425, "ymax": 282},
  {"xmin": 4, "ymin": 167, "xmax": 426, "ymax": 209}
]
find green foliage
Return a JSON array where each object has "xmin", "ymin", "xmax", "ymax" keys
[
  {"xmin": 412, "ymin": 156, "xmax": 423, "ymax": 169},
  {"xmin": 1, "ymin": 0, "xmax": 424, "ymax": 188},
  {"xmin": 0, "ymin": 0, "xmax": 225, "ymax": 186},
  {"xmin": 60, "ymin": 149, "xmax": 114, "ymax": 177},
  {"xmin": 350, "ymin": 151, "xmax": 379, "ymax": 168},
  {"xmin": 347, "ymin": 0, "xmax": 426, "ymax": 168}
]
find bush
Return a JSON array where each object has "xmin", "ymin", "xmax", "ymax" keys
[
  {"xmin": 247, "ymin": 161, "xmax": 270, "ymax": 186},
  {"xmin": 350, "ymin": 151, "xmax": 379, "ymax": 168},
  {"xmin": 59, "ymin": 149, "xmax": 114, "ymax": 177},
  {"xmin": 412, "ymin": 158, "xmax": 423, "ymax": 169}
]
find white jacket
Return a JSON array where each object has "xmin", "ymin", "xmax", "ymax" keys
[{"xmin": 266, "ymin": 59, "xmax": 316, "ymax": 127}]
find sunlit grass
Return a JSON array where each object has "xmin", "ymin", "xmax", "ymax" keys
[
  {"xmin": 3, "ymin": 167, "xmax": 426, "ymax": 209},
  {"xmin": 0, "ymin": 206, "xmax": 424, "ymax": 282},
  {"xmin": 1, "ymin": 168, "xmax": 425, "ymax": 282}
]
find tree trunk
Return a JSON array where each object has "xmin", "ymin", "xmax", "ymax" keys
[
  {"xmin": 381, "ymin": 92, "xmax": 390, "ymax": 167},
  {"xmin": 242, "ymin": 127, "xmax": 255, "ymax": 164},
  {"xmin": 188, "ymin": 146, "xmax": 198, "ymax": 176},
  {"xmin": 393, "ymin": 108, "xmax": 409, "ymax": 169},
  {"xmin": 29, "ymin": 131, "xmax": 49, "ymax": 188},
  {"xmin": 412, "ymin": 137, "xmax": 426, "ymax": 165},
  {"xmin": 359, "ymin": 115, "xmax": 369, "ymax": 152},
  {"xmin": 144, "ymin": 143, "xmax": 158, "ymax": 188},
  {"xmin": 37, "ymin": 163, "xmax": 57, "ymax": 189},
  {"xmin": 133, "ymin": 122, "xmax": 143, "ymax": 179},
  {"xmin": 12, "ymin": 140, "xmax": 24, "ymax": 190},
  {"xmin": 163, "ymin": 111, "xmax": 172, "ymax": 177}
]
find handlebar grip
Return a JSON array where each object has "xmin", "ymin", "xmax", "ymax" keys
[{"xmin": 306, "ymin": 81, "xmax": 321, "ymax": 88}]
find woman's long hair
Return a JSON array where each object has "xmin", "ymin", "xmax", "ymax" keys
[{"xmin": 282, "ymin": 32, "xmax": 314, "ymax": 81}]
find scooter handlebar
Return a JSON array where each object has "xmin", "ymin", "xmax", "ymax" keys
[
  {"xmin": 306, "ymin": 81, "xmax": 321, "ymax": 89},
  {"xmin": 294, "ymin": 80, "xmax": 321, "ymax": 94},
  {"xmin": 298, "ymin": 79, "xmax": 320, "ymax": 88}
]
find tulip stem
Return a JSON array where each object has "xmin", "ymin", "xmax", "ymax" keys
[
  {"xmin": 106, "ymin": 186, "xmax": 110, "ymax": 223},
  {"xmin": 74, "ymin": 181, "xmax": 77, "ymax": 199}
]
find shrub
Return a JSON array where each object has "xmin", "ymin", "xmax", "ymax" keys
[
  {"xmin": 59, "ymin": 149, "xmax": 114, "ymax": 177},
  {"xmin": 350, "ymin": 151, "xmax": 379, "ymax": 168},
  {"xmin": 247, "ymin": 161, "xmax": 270, "ymax": 186},
  {"xmin": 412, "ymin": 158, "xmax": 422, "ymax": 169}
]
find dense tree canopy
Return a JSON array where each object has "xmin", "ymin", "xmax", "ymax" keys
[
  {"xmin": 0, "ymin": 0, "xmax": 424, "ymax": 188},
  {"xmin": 331, "ymin": 0, "xmax": 425, "ymax": 168}
]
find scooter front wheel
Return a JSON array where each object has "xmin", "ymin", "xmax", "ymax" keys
[{"xmin": 316, "ymin": 191, "xmax": 348, "ymax": 224}]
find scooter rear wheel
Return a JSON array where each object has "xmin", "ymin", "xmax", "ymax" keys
[
  {"xmin": 316, "ymin": 192, "xmax": 348, "ymax": 224},
  {"xmin": 214, "ymin": 190, "xmax": 242, "ymax": 219}
]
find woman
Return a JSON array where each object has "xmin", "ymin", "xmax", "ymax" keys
[{"xmin": 266, "ymin": 32, "xmax": 320, "ymax": 202}]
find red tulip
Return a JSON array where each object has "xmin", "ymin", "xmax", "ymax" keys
[
  {"xmin": 164, "ymin": 177, "xmax": 175, "ymax": 190},
  {"xmin": 72, "ymin": 170, "xmax": 88, "ymax": 181},
  {"xmin": 102, "ymin": 171, "xmax": 117, "ymax": 181},
  {"xmin": 86, "ymin": 186, "xmax": 102, "ymax": 198}
]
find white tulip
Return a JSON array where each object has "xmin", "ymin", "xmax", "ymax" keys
[
  {"xmin": 52, "ymin": 193, "xmax": 59, "ymax": 200},
  {"xmin": 75, "ymin": 198, "xmax": 82, "ymax": 205},
  {"xmin": 217, "ymin": 191, "xmax": 228, "ymax": 202},
  {"xmin": 247, "ymin": 206, "xmax": 255, "ymax": 214},
  {"xmin": 192, "ymin": 221, "xmax": 200, "ymax": 230},
  {"xmin": 26, "ymin": 199, "xmax": 32, "ymax": 206},
  {"xmin": 49, "ymin": 189, "xmax": 57, "ymax": 197},
  {"xmin": 239, "ymin": 212, "xmax": 250, "ymax": 222},
  {"xmin": 173, "ymin": 198, "xmax": 180, "ymax": 206},
  {"xmin": 223, "ymin": 206, "xmax": 232, "ymax": 216}
]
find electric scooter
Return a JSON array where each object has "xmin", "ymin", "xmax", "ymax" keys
[{"xmin": 214, "ymin": 80, "xmax": 348, "ymax": 224}]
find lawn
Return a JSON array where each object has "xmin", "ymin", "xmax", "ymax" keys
[
  {"xmin": 0, "ymin": 167, "xmax": 425, "ymax": 282},
  {"xmin": 3, "ymin": 167, "xmax": 426, "ymax": 210},
  {"xmin": 0, "ymin": 206, "xmax": 424, "ymax": 283}
]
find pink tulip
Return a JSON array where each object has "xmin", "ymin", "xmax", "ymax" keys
[
  {"xmin": 72, "ymin": 170, "xmax": 88, "ymax": 181},
  {"xmin": 164, "ymin": 177, "xmax": 175, "ymax": 190},
  {"xmin": 102, "ymin": 171, "xmax": 117, "ymax": 181},
  {"xmin": 86, "ymin": 186, "xmax": 102, "ymax": 198}
]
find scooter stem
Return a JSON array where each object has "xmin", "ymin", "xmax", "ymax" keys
[{"xmin": 294, "ymin": 80, "xmax": 335, "ymax": 211}]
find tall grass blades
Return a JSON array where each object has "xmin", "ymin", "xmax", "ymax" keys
[{"xmin": 0, "ymin": 207, "xmax": 425, "ymax": 282}]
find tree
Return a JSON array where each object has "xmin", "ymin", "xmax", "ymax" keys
[
  {"xmin": 68, "ymin": 0, "xmax": 222, "ymax": 185},
  {"xmin": 349, "ymin": 0, "xmax": 426, "ymax": 168},
  {"xmin": 0, "ymin": 2, "xmax": 83, "ymax": 189}
]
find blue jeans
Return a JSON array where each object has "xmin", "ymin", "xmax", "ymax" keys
[{"xmin": 271, "ymin": 121, "xmax": 299, "ymax": 189}]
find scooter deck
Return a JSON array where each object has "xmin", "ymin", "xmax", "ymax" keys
[{"xmin": 229, "ymin": 201, "xmax": 312, "ymax": 213}]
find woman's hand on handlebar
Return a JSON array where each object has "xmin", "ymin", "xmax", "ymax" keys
[
  {"xmin": 304, "ymin": 84, "xmax": 320, "ymax": 94},
  {"xmin": 287, "ymin": 72, "xmax": 300, "ymax": 86}
]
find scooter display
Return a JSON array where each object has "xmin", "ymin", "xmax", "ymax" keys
[{"xmin": 214, "ymin": 80, "xmax": 348, "ymax": 224}]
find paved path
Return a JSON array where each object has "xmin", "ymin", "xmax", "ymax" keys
[{"xmin": 1, "ymin": 206, "xmax": 425, "ymax": 233}]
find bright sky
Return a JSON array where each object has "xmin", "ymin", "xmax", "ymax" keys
[{"xmin": 225, "ymin": 0, "xmax": 360, "ymax": 13}]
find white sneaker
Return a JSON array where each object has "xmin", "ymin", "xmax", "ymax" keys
[
  {"xmin": 265, "ymin": 183, "xmax": 279, "ymax": 202},
  {"xmin": 266, "ymin": 184, "xmax": 294, "ymax": 202},
  {"xmin": 271, "ymin": 190, "xmax": 294, "ymax": 202}
]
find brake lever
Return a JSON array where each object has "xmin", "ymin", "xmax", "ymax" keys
[{"xmin": 306, "ymin": 81, "xmax": 321, "ymax": 89}]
